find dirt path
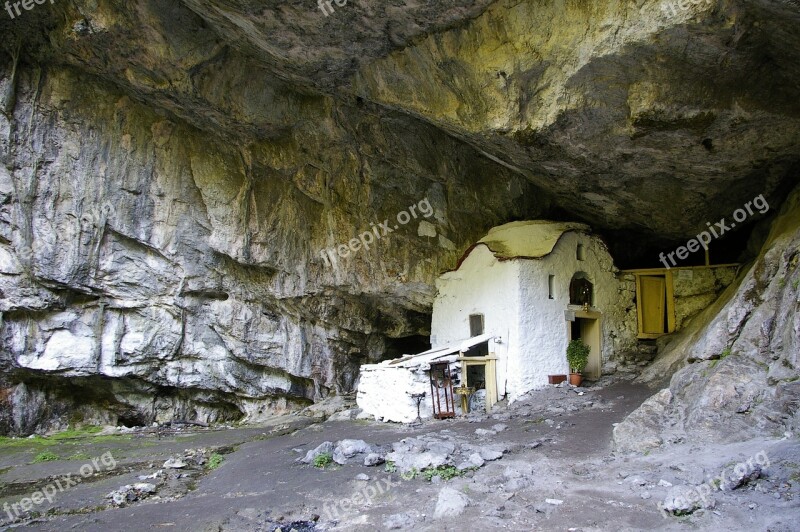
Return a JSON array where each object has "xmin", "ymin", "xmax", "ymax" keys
[{"xmin": 2, "ymin": 381, "xmax": 797, "ymax": 531}]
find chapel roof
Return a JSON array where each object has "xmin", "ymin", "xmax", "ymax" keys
[{"xmin": 468, "ymin": 220, "xmax": 591, "ymax": 262}]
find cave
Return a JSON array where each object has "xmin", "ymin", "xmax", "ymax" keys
[{"xmin": 0, "ymin": 1, "xmax": 798, "ymax": 529}]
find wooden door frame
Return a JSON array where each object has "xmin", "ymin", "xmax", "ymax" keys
[
  {"xmin": 566, "ymin": 309, "xmax": 602, "ymax": 380},
  {"xmin": 459, "ymin": 355, "xmax": 498, "ymax": 412},
  {"xmin": 633, "ymin": 270, "xmax": 676, "ymax": 339}
]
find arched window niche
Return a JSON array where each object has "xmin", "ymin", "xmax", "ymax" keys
[{"xmin": 569, "ymin": 272, "xmax": 593, "ymax": 307}]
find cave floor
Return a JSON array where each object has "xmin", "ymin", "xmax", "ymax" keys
[{"xmin": 1, "ymin": 381, "xmax": 798, "ymax": 531}]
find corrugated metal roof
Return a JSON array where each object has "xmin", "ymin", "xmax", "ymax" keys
[{"xmin": 363, "ymin": 334, "xmax": 496, "ymax": 370}]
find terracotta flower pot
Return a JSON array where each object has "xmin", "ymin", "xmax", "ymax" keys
[{"xmin": 569, "ymin": 373, "xmax": 583, "ymax": 386}]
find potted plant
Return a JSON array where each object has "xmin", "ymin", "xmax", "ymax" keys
[{"xmin": 566, "ymin": 339, "xmax": 590, "ymax": 386}]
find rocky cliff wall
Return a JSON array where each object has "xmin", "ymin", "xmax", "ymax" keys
[
  {"xmin": 614, "ymin": 186, "xmax": 800, "ymax": 451},
  {"xmin": 0, "ymin": 0, "xmax": 798, "ymax": 434},
  {"xmin": 0, "ymin": 63, "xmax": 547, "ymax": 433}
]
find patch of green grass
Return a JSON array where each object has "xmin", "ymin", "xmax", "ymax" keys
[
  {"xmin": 792, "ymin": 278, "xmax": 799, "ymax": 290},
  {"xmin": 0, "ymin": 435, "xmax": 47, "ymax": 448},
  {"xmin": 422, "ymin": 465, "xmax": 464, "ymax": 481},
  {"xmin": 207, "ymin": 453, "xmax": 224, "ymax": 470},
  {"xmin": 400, "ymin": 467, "xmax": 419, "ymax": 481},
  {"xmin": 0, "ymin": 426, "xmax": 126, "ymax": 451},
  {"xmin": 68, "ymin": 452, "xmax": 91, "ymax": 460},
  {"xmin": 49, "ymin": 426, "xmax": 104, "ymax": 440},
  {"xmin": 32, "ymin": 451, "xmax": 60, "ymax": 463},
  {"xmin": 313, "ymin": 452, "xmax": 333, "ymax": 469},
  {"xmin": 384, "ymin": 461, "xmax": 397, "ymax": 473},
  {"xmin": 708, "ymin": 348, "xmax": 732, "ymax": 371}
]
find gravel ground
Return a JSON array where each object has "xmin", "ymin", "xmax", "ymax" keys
[{"xmin": 1, "ymin": 380, "xmax": 797, "ymax": 531}]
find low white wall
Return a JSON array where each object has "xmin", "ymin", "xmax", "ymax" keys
[
  {"xmin": 357, "ymin": 362, "xmax": 466, "ymax": 423},
  {"xmin": 357, "ymin": 365, "xmax": 425, "ymax": 423}
]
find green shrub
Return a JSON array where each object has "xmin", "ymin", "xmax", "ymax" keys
[
  {"xmin": 422, "ymin": 465, "xmax": 463, "ymax": 481},
  {"xmin": 207, "ymin": 453, "xmax": 224, "ymax": 470},
  {"xmin": 33, "ymin": 451, "xmax": 59, "ymax": 463},
  {"xmin": 566, "ymin": 339, "xmax": 590, "ymax": 373},
  {"xmin": 384, "ymin": 461, "xmax": 397, "ymax": 473},
  {"xmin": 313, "ymin": 452, "xmax": 333, "ymax": 468}
]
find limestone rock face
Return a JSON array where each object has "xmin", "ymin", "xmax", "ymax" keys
[
  {"xmin": 0, "ymin": 0, "xmax": 798, "ymax": 432},
  {"xmin": 0, "ymin": 65, "xmax": 542, "ymax": 432},
  {"xmin": 614, "ymin": 186, "xmax": 800, "ymax": 452}
]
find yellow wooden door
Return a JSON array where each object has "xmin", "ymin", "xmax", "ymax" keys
[
  {"xmin": 640, "ymin": 276, "xmax": 666, "ymax": 334},
  {"xmin": 581, "ymin": 318, "xmax": 602, "ymax": 380}
]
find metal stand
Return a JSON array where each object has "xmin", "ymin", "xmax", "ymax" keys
[
  {"xmin": 429, "ymin": 362, "xmax": 456, "ymax": 419},
  {"xmin": 409, "ymin": 392, "xmax": 426, "ymax": 424}
]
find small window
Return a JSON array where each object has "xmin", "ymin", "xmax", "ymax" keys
[
  {"xmin": 570, "ymin": 272, "xmax": 593, "ymax": 306},
  {"xmin": 577, "ymin": 243, "xmax": 585, "ymax": 261},
  {"xmin": 548, "ymin": 275, "xmax": 555, "ymax": 299},
  {"xmin": 469, "ymin": 314, "xmax": 484, "ymax": 337}
]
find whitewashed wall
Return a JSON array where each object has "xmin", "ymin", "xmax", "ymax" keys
[
  {"xmin": 431, "ymin": 231, "xmax": 637, "ymax": 403},
  {"xmin": 516, "ymin": 231, "xmax": 636, "ymax": 398},
  {"xmin": 357, "ymin": 361, "xmax": 463, "ymax": 422},
  {"xmin": 431, "ymin": 245, "xmax": 514, "ymax": 399}
]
